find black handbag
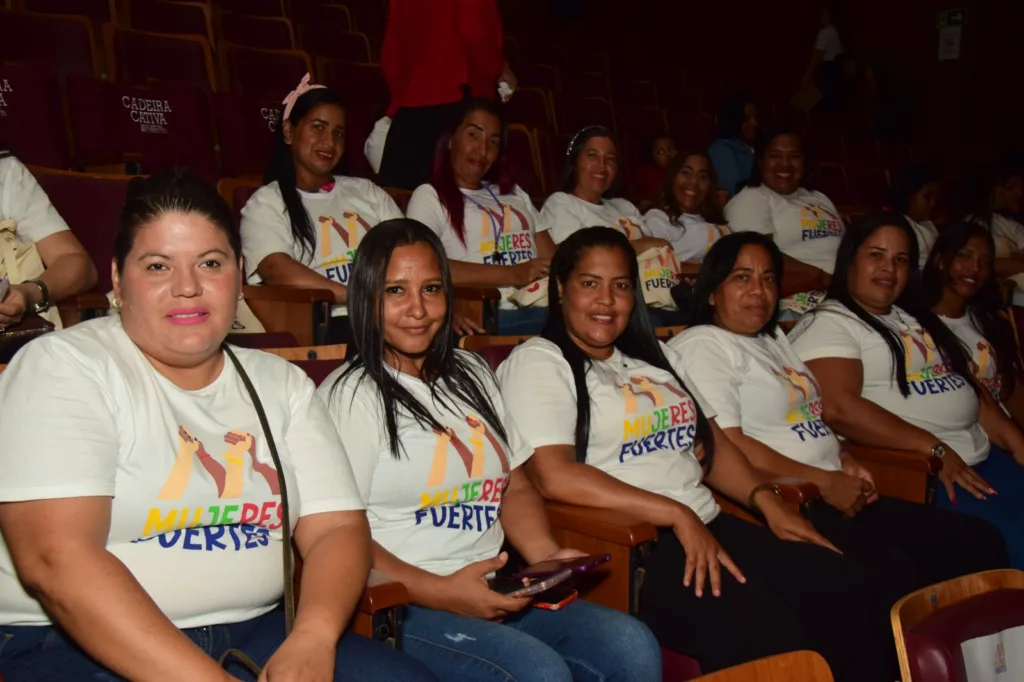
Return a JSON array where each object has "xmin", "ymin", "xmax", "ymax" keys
[{"xmin": 0, "ymin": 314, "xmax": 55, "ymax": 363}]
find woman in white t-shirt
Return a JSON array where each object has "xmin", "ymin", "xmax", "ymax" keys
[
  {"xmin": 673, "ymin": 231, "xmax": 1007, "ymax": 630},
  {"xmin": 406, "ymin": 98, "xmax": 552, "ymax": 335},
  {"xmin": 956, "ymin": 167, "xmax": 1024, "ymax": 285},
  {"xmin": 890, "ymin": 165, "xmax": 940, "ymax": 270},
  {"xmin": 0, "ymin": 170, "xmax": 436, "ymax": 682},
  {"xmin": 498, "ymin": 226, "xmax": 890, "ymax": 681},
  {"xmin": 318, "ymin": 218, "xmax": 661, "ymax": 682},
  {"xmin": 789, "ymin": 211, "xmax": 1024, "ymax": 569},
  {"xmin": 725, "ymin": 129, "xmax": 844, "ymax": 276},
  {"xmin": 538, "ymin": 126, "xmax": 670, "ymax": 252},
  {"xmin": 0, "ymin": 151, "xmax": 97, "ymax": 331},
  {"xmin": 240, "ymin": 77, "xmax": 404, "ymax": 343},
  {"xmin": 644, "ymin": 150, "xmax": 729, "ymax": 272}
]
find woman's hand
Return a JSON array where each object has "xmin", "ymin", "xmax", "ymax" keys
[
  {"xmin": 839, "ymin": 452, "xmax": 878, "ymax": 505},
  {"xmin": 514, "ymin": 258, "xmax": 550, "ymax": 288},
  {"xmin": 0, "ymin": 284, "xmax": 29, "ymax": 329},
  {"xmin": 452, "ymin": 313, "xmax": 485, "ymax": 337},
  {"xmin": 819, "ymin": 470, "xmax": 871, "ymax": 517},
  {"xmin": 257, "ymin": 628, "xmax": 336, "ymax": 682},
  {"xmin": 671, "ymin": 506, "xmax": 745, "ymax": 598},
  {"xmin": 430, "ymin": 551, "xmax": 531, "ymax": 619},
  {"xmin": 536, "ymin": 547, "xmax": 587, "ymax": 562},
  {"xmin": 759, "ymin": 494, "xmax": 841, "ymax": 553},
  {"xmin": 938, "ymin": 448, "xmax": 995, "ymax": 503}
]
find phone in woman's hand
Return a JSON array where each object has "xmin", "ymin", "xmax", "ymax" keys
[
  {"xmin": 488, "ymin": 568, "xmax": 573, "ymax": 598},
  {"xmin": 513, "ymin": 553, "xmax": 612, "ymax": 580}
]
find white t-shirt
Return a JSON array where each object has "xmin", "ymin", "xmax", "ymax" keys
[
  {"xmin": 406, "ymin": 183, "xmax": 542, "ymax": 309},
  {"xmin": 0, "ymin": 315, "xmax": 363, "ymax": 627},
  {"xmin": 789, "ymin": 301, "xmax": 989, "ymax": 466},
  {"xmin": 725, "ymin": 185, "xmax": 844, "ymax": 274},
  {"xmin": 670, "ymin": 326, "xmax": 842, "ymax": 472},
  {"xmin": 0, "ymin": 155, "xmax": 70, "ymax": 244},
  {"xmin": 497, "ymin": 338, "xmax": 720, "ymax": 523},
  {"xmin": 906, "ymin": 216, "xmax": 939, "ymax": 269},
  {"xmin": 644, "ymin": 209, "xmax": 729, "ymax": 263},
  {"xmin": 318, "ymin": 353, "xmax": 533, "ymax": 577},
  {"xmin": 240, "ymin": 176, "xmax": 404, "ymax": 316},
  {"xmin": 815, "ymin": 25, "xmax": 844, "ymax": 62},
  {"xmin": 538, "ymin": 192, "xmax": 646, "ymax": 245},
  {"xmin": 940, "ymin": 313, "xmax": 1004, "ymax": 404},
  {"xmin": 990, "ymin": 214, "xmax": 1024, "ymax": 258}
]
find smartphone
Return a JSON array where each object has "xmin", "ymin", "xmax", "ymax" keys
[
  {"xmin": 532, "ymin": 586, "xmax": 578, "ymax": 611},
  {"xmin": 513, "ymin": 553, "xmax": 611, "ymax": 580},
  {"xmin": 0, "ymin": 279, "xmax": 9, "ymax": 302},
  {"xmin": 488, "ymin": 568, "xmax": 573, "ymax": 598}
]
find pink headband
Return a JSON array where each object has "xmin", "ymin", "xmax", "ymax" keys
[{"xmin": 282, "ymin": 73, "xmax": 326, "ymax": 121}]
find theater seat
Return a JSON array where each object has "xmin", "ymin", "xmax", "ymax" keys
[
  {"xmin": 23, "ymin": 0, "xmax": 115, "ymax": 37},
  {"xmin": 213, "ymin": 94, "xmax": 281, "ymax": 179},
  {"xmin": 893, "ymin": 569, "xmax": 1024, "ymax": 682},
  {"xmin": 126, "ymin": 0, "xmax": 213, "ymax": 43},
  {"xmin": 226, "ymin": 332, "xmax": 299, "ymax": 349},
  {"xmin": 690, "ymin": 651, "xmax": 833, "ymax": 681},
  {"xmin": 219, "ymin": 12, "xmax": 295, "ymax": 51},
  {"xmin": 452, "ymin": 286, "xmax": 501, "ymax": 333},
  {"xmin": 220, "ymin": 44, "xmax": 312, "ymax": 98},
  {"xmin": 0, "ymin": 9, "xmax": 99, "ymax": 79},
  {"xmin": 262, "ymin": 344, "xmax": 347, "ymax": 362},
  {"xmin": 104, "ymin": 26, "xmax": 217, "ymax": 92},
  {"xmin": 843, "ymin": 441, "xmax": 941, "ymax": 504},
  {"xmin": 0, "ymin": 63, "xmax": 70, "ymax": 169}
]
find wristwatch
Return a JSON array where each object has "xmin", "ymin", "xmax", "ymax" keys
[
  {"xmin": 25, "ymin": 278, "xmax": 51, "ymax": 315},
  {"xmin": 929, "ymin": 442, "xmax": 948, "ymax": 459}
]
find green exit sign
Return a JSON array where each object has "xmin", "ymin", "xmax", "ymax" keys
[{"xmin": 938, "ymin": 8, "xmax": 967, "ymax": 27}]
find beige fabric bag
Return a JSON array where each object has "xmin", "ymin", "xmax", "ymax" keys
[
  {"xmin": 638, "ymin": 246, "xmax": 681, "ymax": 310},
  {"xmin": 106, "ymin": 290, "xmax": 266, "ymax": 333},
  {"xmin": 0, "ymin": 219, "xmax": 62, "ymax": 328},
  {"xmin": 508, "ymin": 276, "xmax": 549, "ymax": 308}
]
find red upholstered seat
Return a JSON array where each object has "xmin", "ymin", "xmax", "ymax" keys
[
  {"xmin": 316, "ymin": 58, "xmax": 389, "ymax": 120},
  {"xmin": 220, "ymin": 0, "xmax": 286, "ymax": 18},
  {"xmin": 67, "ymin": 76, "xmax": 217, "ymax": 181},
  {"xmin": 127, "ymin": 0, "xmax": 212, "ymax": 42},
  {"xmin": 0, "ymin": 9, "xmax": 97, "ymax": 79},
  {"xmin": 213, "ymin": 92, "xmax": 282, "ymax": 179},
  {"xmin": 505, "ymin": 87, "xmax": 553, "ymax": 132},
  {"xmin": 23, "ymin": 0, "xmax": 114, "ymax": 38},
  {"xmin": 105, "ymin": 26, "xmax": 216, "ymax": 92},
  {"xmin": 292, "ymin": 358, "xmax": 346, "ymax": 387},
  {"xmin": 220, "ymin": 13, "xmax": 295, "ymax": 51},
  {"xmin": 304, "ymin": 29, "xmax": 373, "ymax": 64},
  {"xmin": 220, "ymin": 45, "xmax": 311, "ymax": 98},
  {"xmin": 226, "ymin": 332, "xmax": 298, "ymax": 349},
  {"xmin": 0, "ymin": 64, "xmax": 70, "ymax": 169}
]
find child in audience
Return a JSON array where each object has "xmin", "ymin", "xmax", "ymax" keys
[
  {"xmin": 645, "ymin": 150, "xmax": 729, "ymax": 268},
  {"xmin": 708, "ymin": 93, "xmax": 759, "ymax": 202},
  {"xmin": 725, "ymin": 128, "xmax": 844, "ymax": 277},
  {"xmin": 538, "ymin": 126, "xmax": 670, "ymax": 253},
  {"xmin": 0, "ymin": 170, "xmax": 436, "ymax": 682},
  {"xmin": 890, "ymin": 165, "xmax": 940, "ymax": 269},
  {"xmin": 498, "ymin": 226, "xmax": 891, "ymax": 682},
  {"xmin": 0, "ymin": 149, "xmax": 97, "ymax": 331},
  {"xmin": 633, "ymin": 135, "xmax": 678, "ymax": 208},
  {"xmin": 406, "ymin": 98, "xmax": 552, "ymax": 334},
  {"xmin": 241, "ymin": 75, "xmax": 404, "ymax": 343},
  {"xmin": 318, "ymin": 218, "xmax": 662, "ymax": 682},
  {"xmin": 673, "ymin": 232, "xmax": 1007, "ymax": 643},
  {"xmin": 790, "ymin": 212, "xmax": 1024, "ymax": 569},
  {"xmin": 924, "ymin": 221, "xmax": 1021, "ymax": 414}
]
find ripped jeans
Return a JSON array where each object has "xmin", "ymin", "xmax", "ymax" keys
[{"xmin": 402, "ymin": 600, "xmax": 661, "ymax": 682}]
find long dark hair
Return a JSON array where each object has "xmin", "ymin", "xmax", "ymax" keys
[
  {"xmin": 542, "ymin": 227, "xmax": 715, "ymax": 468},
  {"xmin": 429, "ymin": 97, "xmax": 513, "ymax": 248},
  {"xmin": 560, "ymin": 125, "xmax": 622, "ymax": 199},
  {"xmin": 815, "ymin": 211, "xmax": 975, "ymax": 397},
  {"xmin": 890, "ymin": 164, "xmax": 937, "ymax": 216},
  {"xmin": 654, "ymin": 150, "xmax": 726, "ymax": 225},
  {"xmin": 262, "ymin": 87, "xmax": 345, "ymax": 263},
  {"xmin": 921, "ymin": 221, "xmax": 1017, "ymax": 392},
  {"xmin": 333, "ymin": 218, "xmax": 509, "ymax": 458},
  {"xmin": 689, "ymin": 232, "xmax": 784, "ymax": 336}
]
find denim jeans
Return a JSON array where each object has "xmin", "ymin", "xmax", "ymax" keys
[
  {"xmin": 402, "ymin": 599, "xmax": 661, "ymax": 682},
  {"xmin": 495, "ymin": 307, "xmax": 549, "ymax": 335},
  {"xmin": 935, "ymin": 445, "xmax": 1024, "ymax": 569},
  {"xmin": 0, "ymin": 606, "xmax": 438, "ymax": 682}
]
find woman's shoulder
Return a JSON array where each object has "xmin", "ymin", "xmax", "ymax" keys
[
  {"xmin": 407, "ymin": 183, "xmax": 441, "ymax": 207},
  {"xmin": 333, "ymin": 175, "xmax": 385, "ymax": 195},
  {"xmin": 607, "ymin": 196, "xmax": 641, "ymax": 216},
  {"xmin": 541, "ymin": 191, "xmax": 575, "ymax": 210},
  {"xmin": 242, "ymin": 181, "xmax": 285, "ymax": 212},
  {"xmin": 230, "ymin": 345, "xmax": 315, "ymax": 392},
  {"xmin": 503, "ymin": 337, "xmax": 569, "ymax": 370}
]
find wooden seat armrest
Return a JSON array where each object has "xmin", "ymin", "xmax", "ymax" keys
[
  {"xmin": 358, "ymin": 569, "xmax": 409, "ymax": 615},
  {"xmin": 453, "ymin": 286, "xmax": 501, "ymax": 301},
  {"xmin": 60, "ymin": 291, "xmax": 110, "ymax": 311},
  {"xmin": 544, "ymin": 501, "xmax": 658, "ymax": 546},
  {"xmin": 772, "ymin": 477, "xmax": 821, "ymax": 505},
  {"xmin": 844, "ymin": 442, "xmax": 941, "ymax": 474},
  {"xmin": 242, "ymin": 284, "xmax": 335, "ymax": 303}
]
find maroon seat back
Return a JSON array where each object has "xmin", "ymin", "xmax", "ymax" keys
[
  {"xmin": 505, "ymin": 87, "xmax": 552, "ymax": 132},
  {"xmin": 475, "ymin": 345, "xmax": 515, "ymax": 372},
  {"xmin": 222, "ymin": 45, "xmax": 310, "ymax": 98},
  {"xmin": 227, "ymin": 331, "xmax": 298, "ymax": 349},
  {"xmin": 292, "ymin": 358, "xmax": 346, "ymax": 386},
  {"xmin": 0, "ymin": 9, "xmax": 96, "ymax": 79},
  {"xmin": 505, "ymin": 126, "xmax": 542, "ymax": 199},
  {"xmin": 128, "ymin": 0, "xmax": 210, "ymax": 40},
  {"xmin": 214, "ymin": 92, "xmax": 281, "ymax": 178},
  {"xmin": 220, "ymin": 13, "xmax": 294, "ymax": 50},
  {"xmin": 0, "ymin": 64, "xmax": 70, "ymax": 169},
  {"xmin": 906, "ymin": 589, "xmax": 1024, "ymax": 682},
  {"xmin": 317, "ymin": 59, "xmax": 389, "ymax": 120},
  {"xmin": 231, "ymin": 184, "xmax": 261, "ymax": 227},
  {"xmin": 33, "ymin": 171, "xmax": 134, "ymax": 292},
  {"xmin": 24, "ymin": 0, "xmax": 113, "ymax": 37},
  {"xmin": 110, "ymin": 28, "xmax": 214, "ymax": 92},
  {"xmin": 221, "ymin": 0, "xmax": 285, "ymax": 18},
  {"xmin": 67, "ymin": 76, "xmax": 217, "ymax": 181}
]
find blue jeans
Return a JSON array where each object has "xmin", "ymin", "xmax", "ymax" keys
[
  {"xmin": 402, "ymin": 599, "xmax": 661, "ymax": 682},
  {"xmin": 495, "ymin": 307, "xmax": 549, "ymax": 335},
  {"xmin": 935, "ymin": 445, "xmax": 1024, "ymax": 569},
  {"xmin": 0, "ymin": 606, "xmax": 438, "ymax": 682}
]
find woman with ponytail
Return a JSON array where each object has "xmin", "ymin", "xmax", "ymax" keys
[
  {"xmin": 498, "ymin": 226, "xmax": 890, "ymax": 682},
  {"xmin": 790, "ymin": 211, "xmax": 1024, "ymax": 567},
  {"xmin": 240, "ymin": 75, "xmax": 404, "ymax": 343}
]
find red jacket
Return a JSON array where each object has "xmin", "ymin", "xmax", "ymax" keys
[{"xmin": 382, "ymin": 0, "xmax": 505, "ymax": 116}]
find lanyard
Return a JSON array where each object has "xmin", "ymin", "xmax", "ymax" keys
[{"xmin": 461, "ymin": 185, "xmax": 509, "ymax": 261}]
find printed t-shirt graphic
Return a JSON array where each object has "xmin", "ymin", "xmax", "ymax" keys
[
  {"xmin": 940, "ymin": 314, "xmax": 1004, "ymax": 403},
  {"xmin": 497, "ymin": 338, "xmax": 720, "ymax": 524},
  {"xmin": 0, "ymin": 315, "xmax": 363, "ymax": 627},
  {"xmin": 318, "ymin": 354, "xmax": 533, "ymax": 577},
  {"xmin": 240, "ymin": 176, "xmax": 404, "ymax": 316},
  {"xmin": 790, "ymin": 301, "xmax": 990, "ymax": 465},
  {"xmin": 672, "ymin": 326, "xmax": 841, "ymax": 471},
  {"xmin": 538, "ymin": 191, "xmax": 648, "ymax": 244}
]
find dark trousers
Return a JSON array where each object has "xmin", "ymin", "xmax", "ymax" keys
[
  {"xmin": 378, "ymin": 101, "xmax": 464, "ymax": 190},
  {"xmin": 638, "ymin": 514, "xmax": 892, "ymax": 682}
]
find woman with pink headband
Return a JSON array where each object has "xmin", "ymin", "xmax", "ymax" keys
[{"xmin": 240, "ymin": 74, "xmax": 404, "ymax": 344}]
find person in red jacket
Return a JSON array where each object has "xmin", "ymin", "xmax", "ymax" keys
[{"xmin": 378, "ymin": 0, "xmax": 515, "ymax": 190}]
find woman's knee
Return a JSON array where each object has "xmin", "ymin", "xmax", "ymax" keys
[
  {"xmin": 335, "ymin": 632, "xmax": 440, "ymax": 682},
  {"xmin": 564, "ymin": 605, "xmax": 662, "ymax": 682},
  {"xmin": 404, "ymin": 631, "xmax": 573, "ymax": 682}
]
